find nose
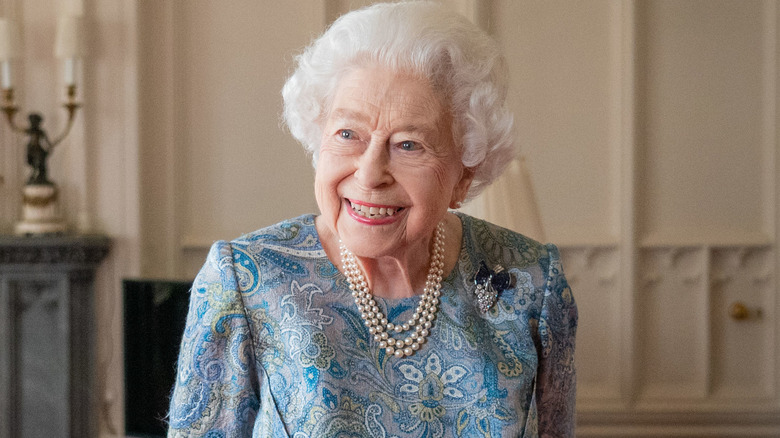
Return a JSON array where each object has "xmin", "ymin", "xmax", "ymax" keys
[{"xmin": 354, "ymin": 138, "xmax": 393, "ymax": 188}]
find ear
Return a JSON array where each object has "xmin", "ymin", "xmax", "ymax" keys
[{"xmin": 449, "ymin": 166, "xmax": 475, "ymax": 209}]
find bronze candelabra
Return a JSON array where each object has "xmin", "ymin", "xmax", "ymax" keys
[{"xmin": 3, "ymin": 85, "xmax": 81, "ymax": 234}]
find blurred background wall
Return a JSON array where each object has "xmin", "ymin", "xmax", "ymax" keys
[{"xmin": 0, "ymin": 0, "xmax": 777, "ymax": 436}]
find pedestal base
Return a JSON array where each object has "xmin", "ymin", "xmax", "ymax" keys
[{"xmin": 15, "ymin": 184, "xmax": 68, "ymax": 236}]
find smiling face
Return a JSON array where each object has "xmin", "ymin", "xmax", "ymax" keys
[{"xmin": 315, "ymin": 66, "xmax": 473, "ymax": 260}]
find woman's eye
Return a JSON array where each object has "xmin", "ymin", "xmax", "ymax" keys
[
  {"xmin": 339, "ymin": 129, "xmax": 355, "ymax": 140},
  {"xmin": 399, "ymin": 140, "xmax": 419, "ymax": 151}
]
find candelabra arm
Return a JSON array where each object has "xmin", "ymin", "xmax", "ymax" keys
[
  {"xmin": 51, "ymin": 100, "xmax": 80, "ymax": 147},
  {"xmin": 1, "ymin": 88, "xmax": 25, "ymax": 133}
]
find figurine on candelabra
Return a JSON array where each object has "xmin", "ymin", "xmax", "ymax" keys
[{"xmin": 25, "ymin": 113, "xmax": 53, "ymax": 185}]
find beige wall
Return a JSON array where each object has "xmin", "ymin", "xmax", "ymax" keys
[{"xmin": 0, "ymin": 1, "xmax": 777, "ymax": 436}]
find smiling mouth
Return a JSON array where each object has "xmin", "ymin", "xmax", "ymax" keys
[{"xmin": 348, "ymin": 199, "xmax": 404, "ymax": 219}]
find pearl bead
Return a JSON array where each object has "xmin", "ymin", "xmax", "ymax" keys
[
  {"xmin": 394, "ymin": 349, "xmax": 404, "ymax": 358},
  {"xmin": 404, "ymin": 347, "xmax": 413, "ymax": 356}
]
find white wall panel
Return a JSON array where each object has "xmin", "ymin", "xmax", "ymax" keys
[
  {"xmin": 176, "ymin": 1, "xmax": 321, "ymax": 252},
  {"xmin": 561, "ymin": 246, "xmax": 622, "ymax": 401},
  {"xmin": 492, "ymin": 0, "xmax": 620, "ymax": 245},
  {"xmin": 710, "ymin": 246, "xmax": 775, "ymax": 399},
  {"xmin": 636, "ymin": 0, "xmax": 771, "ymax": 246},
  {"xmin": 638, "ymin": 248, "xmax": 709, "ymax": 400}
]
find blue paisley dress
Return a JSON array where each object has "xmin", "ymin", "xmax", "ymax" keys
[{"xmin": 168, "ymin": 213, "xmax": 577, "ymax": 438}]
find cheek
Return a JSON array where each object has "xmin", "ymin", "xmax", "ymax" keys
[
  {"xmin": 402, "ymin": 161, "xmax": 462, "ymax": 212},
  {"xmin": 314, "ymin": 150, "xmax": 355, "ymax": 209},
  {"xmin": 313, "ymin": 172, "xmax": 327, "ymax": 205}
]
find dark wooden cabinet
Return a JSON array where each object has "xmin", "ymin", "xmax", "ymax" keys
[{"xmin": 0, "ymin": 235, "xmax": 109, "ymax": 438}]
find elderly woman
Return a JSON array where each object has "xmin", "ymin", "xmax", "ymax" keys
[{"xmin": 168, "ymin": 2, "xmax": 577, "ymax": 437}]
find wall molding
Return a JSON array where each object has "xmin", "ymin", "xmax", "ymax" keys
[{"xmin": 578, "ymin": 410, "xmax": 780, "ymax": 438}]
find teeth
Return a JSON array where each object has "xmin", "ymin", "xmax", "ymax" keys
[{"xmin": 349, "ymin": 200, "xmax": 401, "ymax": 218}]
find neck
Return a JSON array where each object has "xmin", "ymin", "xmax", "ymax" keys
[
  {"xmin": 317, "ymin": 212, "xmax": 463, "ymax": 300},
  {"xmin": 358, "ymin": 244, "xmax": 432, "ymax": 299}
]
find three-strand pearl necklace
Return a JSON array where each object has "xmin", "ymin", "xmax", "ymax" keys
[{"xmin": 339, "ymin": 221, "xmax": 445, "ymax": 358}]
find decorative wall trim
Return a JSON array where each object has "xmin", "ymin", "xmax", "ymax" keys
[
  {"xmin": 0, "ymin": 0, "xmax": 22, "ymax": 234},
  {"xmin": 617, "ymin": 0, "xmax": 639, "ymax": 407},
  {"xmin": 578, "ymin": 410, "xmax": 780, "ymax": 438},
  {"xmin": 770, "ymin": 0, "xmax": 780, "ymax": 412}
]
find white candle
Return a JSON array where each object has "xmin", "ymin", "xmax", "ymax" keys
[
  {"xmin": 1, "ymin": 60, "xmax": 11, "ymax": 89},
  {"xmin": 0, "ymin": 18, "xmax": 20, "ymax": 89},
  {"xmin": 64, "ymin": 57, "xmax": 75, "ymax": 86},
  {"xmin": 56, "ymin": 16, "xmax": 84, "ymax": 88}
]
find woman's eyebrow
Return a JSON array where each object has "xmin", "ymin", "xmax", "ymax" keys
[{"xmin": 396, "ymin": 122, "xmax": 438, "ymax": 135}]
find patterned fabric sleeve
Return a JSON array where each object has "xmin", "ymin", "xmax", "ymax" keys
[
  {"xmin": 168, "ymin": 241, "xmax": 260, "ymax": 437},
  {"xmin": 536, "ymin": 244, "xmax": 578, "ymax": 437}
]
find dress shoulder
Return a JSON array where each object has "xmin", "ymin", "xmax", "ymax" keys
[
  {"xmin": 223, "ymin": 214, "xmax": 337, "ymax": 299},
  {"xmin": 456, "ymin": 212, "xmax": 556, "ymax": 273},
  {"xmin": 231, "ymin": 214, "xmax": 321, "ymax": 251}
]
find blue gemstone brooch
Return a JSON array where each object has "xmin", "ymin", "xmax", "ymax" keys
[{"xmin": 472, "ymin": 261, "xmax": 513, "ymax": 312}]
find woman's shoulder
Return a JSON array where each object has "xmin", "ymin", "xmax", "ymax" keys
[
  {"xmin": 456, "ymin": 212, "xmax": 558, "ymax": 271},
  {"xmin": 196, "ymin": 214, "xmax": 330, "ymax": 297},
  {"xmin": 227, "ymin": 213, "xmax": 324, "ymax": 255}
]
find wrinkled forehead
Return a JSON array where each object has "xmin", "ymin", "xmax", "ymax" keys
[
  {"xmin": 340, "ymin": 72, "xmax": 441, "ymax": 112},
  {"xmin": 326, "ymin": 66, "xmax": 450, "ymax": 127}
]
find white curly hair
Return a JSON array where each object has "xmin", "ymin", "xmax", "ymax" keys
[{"xmin": 282, "ymin": 1, "xmax": 515, "ymax": 200}]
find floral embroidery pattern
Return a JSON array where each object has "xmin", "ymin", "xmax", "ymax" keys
[{"xmin": 398, "ymin": 352, "xmax": 468, "ymax": 423}]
